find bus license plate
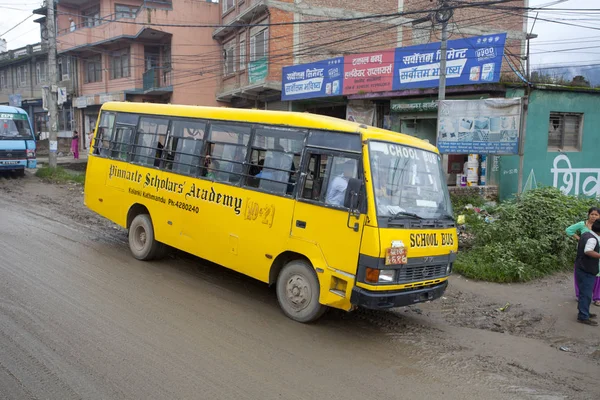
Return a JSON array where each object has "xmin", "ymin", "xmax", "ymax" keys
[
  {"xmin": 1, "ymin": 161, "xmax": 19, "ymax": 165},
  {"xmin": 385, "ymin": 247, "xmax": 407, "ymax": 265}
]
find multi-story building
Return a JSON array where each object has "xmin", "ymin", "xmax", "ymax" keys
[
  {"xmin": 0, "ymin": 43, "xmax": 76, "ymax": 140},
  {"xmin": 214, "ymin": 0, "xmax": 527, "ymax": 114},
  {"xmin": 36, "ymin": 0, "xmax": 222, "ymax": 148}
]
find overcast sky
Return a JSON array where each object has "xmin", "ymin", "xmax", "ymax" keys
[{"xmin": 0, "ymin": 0, "xmax": 596, "ymax": 69}]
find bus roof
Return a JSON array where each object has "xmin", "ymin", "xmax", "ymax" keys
[
  {"xmin": 101, "ymin": 102, "xmax": 439, "ymax": 154},
  {"xmin": 0, "ymin": 105, "xmax": 29, "ymax": 116}
]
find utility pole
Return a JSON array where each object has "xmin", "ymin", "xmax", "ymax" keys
[
  {"xmin": 436, "ymin": 1, "xmax": 453, "ymax": 101},
  {"xmin": 435, "ymin": 1, "xmax": 453, "ymax": 177},
  {"xmin": 46, "ymin": 0, "xmax": 59, "ymax": 168}
]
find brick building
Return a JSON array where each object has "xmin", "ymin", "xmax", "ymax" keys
[
  {"xmin": 0, "ymin": 42, "xmax": 76, "ymax": 140},
  {"xmin": 214, "ymin": 0, "xmax": 527, "ymax": 112},
  {"xmin": 35, "ymin": 0, "xmax": 222, "ymax": 148}
]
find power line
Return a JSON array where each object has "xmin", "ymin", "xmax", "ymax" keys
[
  {"xmin": 55, "ymin": 0, "xmax": 521, "ymax": 30},
  {"xmin": 0, "ymin": 13, "xmax": 34, "ymax": 37}
]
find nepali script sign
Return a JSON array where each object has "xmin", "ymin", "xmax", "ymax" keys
[
  {"xmin": 551, "ymin": 154, "xmax": 600, "ymax": 198},
  {"xmin": 437, "ymin": 98, "xmax": 522, "ymax": 155},
  {"xmin": 393, "ymin": 33, "xmax": 507, "ymax": 90},
  {"xmin": 343, "ymin": 50, "xmax": 395, "ymax": 95},
  {"xmin": 281, "ymin": 57, "xmax": 344, "ymax": 101}
]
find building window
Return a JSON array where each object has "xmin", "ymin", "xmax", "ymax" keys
[
  {"xmin": 250, "ymin": 28, "xmax": 268, "ymax": 62},
  {"xmin": 84, "ymin": 55, "xmax": 102, "ymax": 83},
  {"xmin": 222, "ymin": 0, "xmax": 235, "ymax": 14},
  {"xmin": 82, "ymin": 6, "xmax": 101, "ymax": 28},
  {"xmin": 36, "ymin": 61, "xmax": 47, "ymax": 84},
  {"xmin": 58, "ymin": 57, "xmax": 71, "ymax": 80},
  {"xmin": 0, "ymin": 71, "xmax": 5, "ymax": 89},
  {"xmin": 239, "ymin": 39, "xmax": 246, "ymax": 70},
  {"xmin": 115, "ymin": 4, "xmax": 138, "ymax": 19},
  {"xmin": 17, "ymin": 65, "xmax": 27, "ymax": 87},
  {"xmin": 548, "ymin": 112, "xmax": 583, "ymax": 151},
  {"xmin": 223, "ymin": 40, "xmax": 235, "ymax": 76},
  {"xmin": 110, "ymin": 49, "xmax": 130, "ymax": 80},
  {"xmin": 58, "ymin": 108, "xmax": 73, "ymax": 132}
]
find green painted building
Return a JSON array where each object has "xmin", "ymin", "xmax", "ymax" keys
[{"xmin": 498, "ymin": 86, "xmax": 600, "ymax": 200}]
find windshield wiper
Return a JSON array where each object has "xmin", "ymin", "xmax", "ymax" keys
[
  {"xmin": 389, "ymin": 211, "xmax": 423, "ymax": 222},
  {"xmin": 438, "ymin": 212, "xmax": 455, "ymax": 221}
]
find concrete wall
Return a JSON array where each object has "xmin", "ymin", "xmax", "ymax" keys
[{"xmin": 499, "ymin": 88, "xmax": 600, "ymax": 200}]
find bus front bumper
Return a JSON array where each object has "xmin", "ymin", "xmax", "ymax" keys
[{"xmin": 350, "ymin": 281, "xmax": 448, "ymax": 310}]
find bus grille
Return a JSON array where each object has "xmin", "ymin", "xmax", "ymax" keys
[
  {"xmin": 0, "ymin": 150, "xmax": 26, "ymax": 159},
  {"xmin": 397, "ymin": 264, "xmax": 447, "ymax": 284}
]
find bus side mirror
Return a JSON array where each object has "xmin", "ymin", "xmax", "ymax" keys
[{"xmin": 344, "ymin": 178, "xmax": 362, "ymax": 213}]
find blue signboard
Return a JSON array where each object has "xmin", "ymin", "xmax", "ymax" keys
[
  {"xmin": 281, "ymin": 57, "xmax": 344, "ymax": 101},
  {"xmin": 392, "ymin": 33, "xmax": 507, "ymax": 91}
]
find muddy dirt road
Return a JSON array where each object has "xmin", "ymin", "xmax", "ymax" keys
[{"xmin": 0, "ymin": 173, "xmax": 598, "ymax": 400}]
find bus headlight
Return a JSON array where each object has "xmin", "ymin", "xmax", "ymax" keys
[
  {"xmin": 379, "ymin": 270, "xmax": 395, "ymax": 283},
  {"xmin": 365, "ymin": 268, "xmax": 395, "ymax": 283}
]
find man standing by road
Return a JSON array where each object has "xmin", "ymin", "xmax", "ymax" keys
[{"xmin": 576, "ymin": 220, "xmax": 600, "ymax": 326}]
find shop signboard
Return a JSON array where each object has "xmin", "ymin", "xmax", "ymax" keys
[
  {"xmin": 391, "ymin": 99, "xmax": 438, "ymax": 113},
  {"xmin": 343, "ymin": 50, "xmax": 395, "ymax": 95},
  {"xmin": 393, "ymin": 33, "xmax": 506, "ymax": 91},
  {"xmin": 280, "ymin": 33, "xmax": 507, "ymax": 100},
  {"xmin": 437, "ymin": 98, "xmax": 522, "ymax": 155},
  {"xmin": 249, "ymin": 57, "xmax": 268, "ymax": 84},
  {"xmin": 281, "ymin": 57, "xmax": 343, "ymax": 101}
]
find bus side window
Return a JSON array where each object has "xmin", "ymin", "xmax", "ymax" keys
[
  {"xmin": 245, "ymin": 126, "xmax": 305, "ymax": 196},
  {"xmin": 94, "ymin": 112, "xmax": 116, "ymax": 157},
  {"xmin": 301, "ymin": 153, "xmax": 329, "ymax": 201},
  {"xmin": 204, "ymin": 123, "xmax": 251, "ymax": 184},
  {"xmin": 165, "ymin": 119, "xmax": 206, "ymax": 176},
  {"xmin": 301, "ymin": 153, "xmax": 358, "ymax": 208},
  {"xmin": 132, "ymin": 116, "xmax": 170, "ymax": 167},
  {"xmin": 110, "ymin": 125, "xmax": 134, "ymax": 161}
]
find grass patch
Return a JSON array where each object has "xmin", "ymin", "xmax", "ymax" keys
[
  {"xmin": 35, "ymin": 166, "xmax": 85, "ymax": 185},
  {"xmin": 454, "ymin": 187, "xmax": 597, "ymax": 282}
]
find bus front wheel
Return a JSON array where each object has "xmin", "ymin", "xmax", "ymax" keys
[
  {"xmin": 276, "ymin": 260, "xmax": 327, "ymax": 323},
  {"xmin": 128, "ymin": 214, "xmax": 165, "ymax": 261}
]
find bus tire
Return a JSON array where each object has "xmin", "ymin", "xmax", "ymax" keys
[
  {"xmin": 276, "ymin": 260, "xmax": 327, "ymax": 323},
  {"xmin": 128, "ymin": 214, "xmax": 164, "ymax": 261}
]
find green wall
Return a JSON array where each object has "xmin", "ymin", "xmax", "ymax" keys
[{"xmin": 499, "ymin": 88, "xmax": 600, "ymax": 200}]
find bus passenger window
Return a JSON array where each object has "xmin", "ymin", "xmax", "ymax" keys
[
  {"xmin": 110, "ymin": 126, "xmax": 133, "ymax": 161},
  {"xmin": 94, "ymin": 112, "xmax": 115, "ymax": 157},
  {"xmin": 245, "ymin": 126, "xmax": 305, "ymax": 195},
  {"xmin": 204, "ymin": 123, "xmax": 250, "ymax": 184},
  {"xmin": 132, "ymin": 117, "xmax": 170, "ymax": 167},
  {"xmin": 165, "ymin": 119, "xmax": 205, "ymax": 176}
]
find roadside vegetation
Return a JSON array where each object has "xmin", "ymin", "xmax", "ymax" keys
[
  {"xmin": 452, "ymin": 187, "xmax": 598, "ymax": 282},
  {"xmin": 35, "ymin": 166, "xmax": 85, "ymax": 185}
]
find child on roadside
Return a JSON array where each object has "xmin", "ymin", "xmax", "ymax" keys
[{"xmin": 567, "ymin": 207, "xmax": 600, "ymax": 305}]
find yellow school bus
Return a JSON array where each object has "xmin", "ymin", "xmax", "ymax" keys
[{"xmin": 84, "ymin": 102, "xmax": 457, "ymax": 323}]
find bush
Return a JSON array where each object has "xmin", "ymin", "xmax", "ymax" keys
[
  {"xmin": 454, "ymin": 187, "xmax": 598, "ymax": 282},
  {"xmin": 35, "ymin": 166, "xmax": 85, "ymax": 185},
  {"xmin": 450, "ymin": 191, "xmax": 486, "ymax": 215}
]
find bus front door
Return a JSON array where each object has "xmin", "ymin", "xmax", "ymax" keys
[{"xmin": 290, "ymin": 151, "xmax": 365, "ymax": 278}]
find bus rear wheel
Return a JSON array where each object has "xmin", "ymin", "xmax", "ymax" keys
[
  {"xmin": 128, "ymin": 214, "xmax": 165, "ymax": 261},
  {"xmin": 276, "ymin": 260, "xmax": 327, "ymax": 323}
]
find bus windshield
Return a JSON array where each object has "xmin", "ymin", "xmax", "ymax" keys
[
  {"xmin": 369, "ymin": 141, "xmax": 453, "ymax": 220},
  {"xmin": 0, "ymin": 114, "xmax": 32, "ymax": 139}
]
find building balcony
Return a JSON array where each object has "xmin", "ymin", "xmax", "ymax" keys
[
  {"xmin": 57, "ymin": 12, "xmax": 172, "ymax": 54},
  {"xmin": 142, "ymin": 68, "xmax": 173, "ymax": 95},
  {"xmin": 213, "ymin": 0, "xmax": 268, "ymax": 40}
]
